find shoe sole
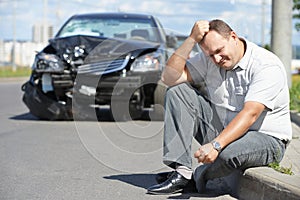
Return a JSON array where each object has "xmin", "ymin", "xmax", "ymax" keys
[{"xmin": 147, "ymin": 188, "xmax": 183, "ymax": 195}]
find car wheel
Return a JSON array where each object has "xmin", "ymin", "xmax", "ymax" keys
[{"xmin": 110, "ymin": 100, "xmax": 142, "ymax": 121}]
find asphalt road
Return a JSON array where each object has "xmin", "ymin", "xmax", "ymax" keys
[{"xmin": 0, "ymin": 79, "xmax": 236, "ymax": 200}]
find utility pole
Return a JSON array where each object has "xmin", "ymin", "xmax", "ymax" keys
[
  {"xmin": 43, "ymin": 0, "xmax": 48, "ymax": 45},
  {"xmin": 271, "ymin": 0, "xmax": 293, "ymax": 88},
  {"xmin": 12, "ymin": 1, "xmax": 16, "ymax": 71},
  {"xmin": 55, "ymin": 1, "xmax": 61, "ymax": 34}
]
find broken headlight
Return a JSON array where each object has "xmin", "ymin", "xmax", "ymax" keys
[{"xmin": 33, "ymin": 53, "xmax": 64, "ymax": 73}]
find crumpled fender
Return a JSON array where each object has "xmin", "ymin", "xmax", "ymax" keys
[{"xmin": 21, "ymin": 81, "xmax": 73, "ymax": 120}]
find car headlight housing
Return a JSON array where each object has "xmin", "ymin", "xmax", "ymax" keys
[
  {"xmin": 33, "ymin": 53, "xmax": 64, "ymax": 73},
  {"xmin": 130, "ymin": 52, "xmax": 163, "ymax": 72}
]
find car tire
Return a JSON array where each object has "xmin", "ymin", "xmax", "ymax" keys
[{"xmin": 110, "ymin": 100, "xmax": 142, "ymax": 121}]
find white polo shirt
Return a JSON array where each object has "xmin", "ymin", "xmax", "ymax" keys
[{"xmin": 186, "ymin": 39, "xmax": 292, "ymax": 141}]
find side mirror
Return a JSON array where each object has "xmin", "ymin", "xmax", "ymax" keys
[{"xmin": 166, "ymin": 35, "xmax": 178, "ymax": 48}]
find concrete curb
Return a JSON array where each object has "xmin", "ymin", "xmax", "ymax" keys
[
  {"xmin": 239, "ymin": 167, "xmax": 300, "ymax": 200},
  {"xmin": 291, "ymin": 111, "xmax": 300, "ymax": 127}
]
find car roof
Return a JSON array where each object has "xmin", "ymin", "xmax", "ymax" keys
[{"xmin": 70, "ymin": 12, "xmax": 154, "ymax": 20}]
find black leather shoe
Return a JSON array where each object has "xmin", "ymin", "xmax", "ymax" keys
[
  {"xmin": 155, "ymin": 171, "xmax": 173, "ymax": 184},
  {"xmin": 147, "ymin": 171, "xmax": 190, "ymax": 195}
]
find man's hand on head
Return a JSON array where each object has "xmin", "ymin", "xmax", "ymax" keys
[{"xmin": 189, "ymin": 20, "xmax": 210, "ymax": 43}]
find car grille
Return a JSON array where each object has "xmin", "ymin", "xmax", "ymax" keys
[{"xmin": 77, "ymin": 55, "xmax": 130, "ymax": 75}]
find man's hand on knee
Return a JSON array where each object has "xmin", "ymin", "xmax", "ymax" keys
[{"xmin": 194, "ymin": 143, "xmax": 219, "ymax": 163}]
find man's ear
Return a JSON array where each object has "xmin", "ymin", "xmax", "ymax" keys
[{"xmin": 231, "ymin": 31, "xmax": 238, "ymax": 40}]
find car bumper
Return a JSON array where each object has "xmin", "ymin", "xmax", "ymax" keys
[{"xmin": 74, "ymin": 71, "xmax": 161, "ymax": 104}]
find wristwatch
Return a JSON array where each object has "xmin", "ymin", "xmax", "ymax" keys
[{"xmin": 211, "ymin": 140, "xmax": 222, "ymax": 153}]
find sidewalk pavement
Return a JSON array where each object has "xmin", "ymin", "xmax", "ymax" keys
[{"xmin": 237, "ymin": 112, "xmax": 300, "ymax": 200}]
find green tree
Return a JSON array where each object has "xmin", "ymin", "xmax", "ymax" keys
[{"xmin": 294, "ymin": 0, "xmax": 300, "ymax": 31}]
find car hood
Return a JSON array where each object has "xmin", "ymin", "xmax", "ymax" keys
[{"xmin": 49, "ymin": 35, "xmax": 161, "ymax": 64}]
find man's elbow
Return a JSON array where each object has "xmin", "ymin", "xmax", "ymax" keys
[
  {"xmin": 161, "ymin": 67, "xmax": 189, "ymax": 87},
  {"xmin": 243, "ymin": 101, "xmax": 266, "ymax": 123},
  {"xmin": 161, "ymin": 70, "xmax": 178, "ymax": 87}
]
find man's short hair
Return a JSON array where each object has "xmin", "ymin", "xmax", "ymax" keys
[{"xmin": 209, "ymin": 19, "xmax": 233, "ymax": 39}]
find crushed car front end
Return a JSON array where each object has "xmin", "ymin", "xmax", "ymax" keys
[{"xmin": 21, "ymin": 13, "xmax": 173, "ymax": 120}]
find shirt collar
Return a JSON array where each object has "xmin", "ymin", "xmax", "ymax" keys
[{"xmin": 233, "ymin": 38, "xmax": 252, "ymax": 70}]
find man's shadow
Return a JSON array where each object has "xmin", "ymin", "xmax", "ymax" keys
[
  {"xmin": 103, "ymin": 173, "xmax": 156, "ymax": 189},
  {"xmin": 103, "ymin": 173, "xmax": 227, "ymax": 199}
]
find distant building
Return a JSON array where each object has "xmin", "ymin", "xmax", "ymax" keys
[
  {"xmin": 0, "ymin": 23, "xmax": 54, "ymax": 67},
  {"xmin": 32, "ymin": 23, "xmax": 54, "ymax": 43},
  {"xmin": 0, "ymin": 40, "xmax": 44, "ymax": 67}
]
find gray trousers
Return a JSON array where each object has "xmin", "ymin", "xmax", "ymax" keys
[{"xmin": 163, "ymin": 83, "xmax": 286, "ymax": 180}]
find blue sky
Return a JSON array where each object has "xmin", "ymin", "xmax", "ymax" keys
[{"xmin": 1, "ymin": 0, "xmax": 300, "ymax": 45}]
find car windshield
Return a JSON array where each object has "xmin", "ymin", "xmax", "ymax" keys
[{"xmin": 57, "ymin": 16, "xmax": 160, "ymax": 42}]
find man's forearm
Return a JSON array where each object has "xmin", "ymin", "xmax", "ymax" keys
[
  {"xmin": 215, "ymin": 101, "xmax": 265, "ymax": 150},
  {"xmin": 194, "ymin": 101, "xmax": 266, "ymax": 164},
  {"xmin": 162, "ymin": 20, "xmax": 209, "ymax": 86},
  {"xmin": 161, "ymin": 37, "xmax": 196, "ymax": 86}
]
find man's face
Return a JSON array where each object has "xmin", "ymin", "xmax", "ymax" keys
[{"xmin": 200, "ymin": 30, "xmax": 239, "ymax": 70}]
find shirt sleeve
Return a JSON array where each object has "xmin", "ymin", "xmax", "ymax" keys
[{"xmin": 245, "ymin": 64, "xmax": 286, "ymax": 110}]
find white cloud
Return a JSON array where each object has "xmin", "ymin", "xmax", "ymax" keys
[{"xmin": 235, "ymin": 0, "xmax": 271, "ymax": 6}]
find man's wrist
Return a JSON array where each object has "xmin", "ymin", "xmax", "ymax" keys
[
  {"xmin": 187, "ymin": 36, "xmax": 197, "ymax": 45},
  {"xmin": 211, "ymin": 140, "xmax": 222, "ymax": 153}
]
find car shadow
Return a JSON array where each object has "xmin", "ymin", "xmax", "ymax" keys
[
  {"xmin": 10, "ymin": 109, "xmax": 163, "ymax": 122},
  {"xmin": 103, "ymin": 173, "xmax": 227, "ymax": 199},
  {"xmin": 10, "ymin": 112, "xmax": 40, "ymax": 121},
  {"xmin": 10, "ymin": 111, "xmax": 114, "ymax": 122}
]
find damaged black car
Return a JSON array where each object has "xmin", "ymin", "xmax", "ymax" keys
[{"xmin": 21, "ymin": 13, "xmax": 175, "ymax": 120}]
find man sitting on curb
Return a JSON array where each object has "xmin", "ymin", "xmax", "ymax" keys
[{"xmin": 147, "ymin": 19, "xmax": 292, "ymax": 195}]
